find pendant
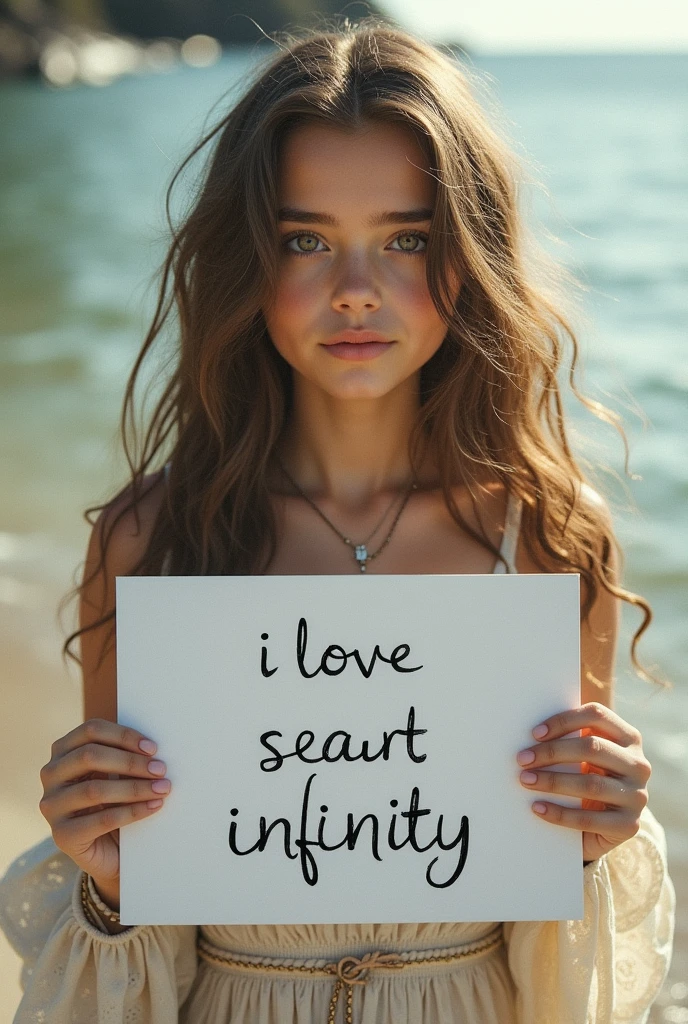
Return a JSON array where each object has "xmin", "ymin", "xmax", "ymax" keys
[{"xmin": 354, "ymin": 545, "xmax": 368, "ymax": 572}]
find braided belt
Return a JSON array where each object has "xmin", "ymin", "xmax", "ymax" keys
[{"xmin": 197, "ymin": 924, "xmax": 504, "ymax": 1024}]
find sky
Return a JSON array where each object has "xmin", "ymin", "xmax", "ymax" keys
[{"xmin": 380, "ymin": 0, "xmax": 688, "ymax": 52}]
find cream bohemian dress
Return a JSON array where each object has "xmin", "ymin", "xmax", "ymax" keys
[{"xmin": 0, "ymin": 495, "xmax": 675, "ymax": 1023}]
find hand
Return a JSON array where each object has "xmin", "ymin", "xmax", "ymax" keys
[
  {"xmin": 39, "ymin": 719, "xmax": 172, "ymax": 905},
  {"xmin": 516, "ymin": 702, "xmax": 651, "ymax": 863}
]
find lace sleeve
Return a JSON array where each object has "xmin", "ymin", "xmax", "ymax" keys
[
  {"xmin": 503, "ymin": 806, "xmax": 675, "ymax": 1023},
  {"xmin": 0, "ymin": 836, "xmax": 198, "ymax": 1023}
]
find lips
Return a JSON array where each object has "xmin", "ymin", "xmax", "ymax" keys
[
  {"xmin": 322, "ymin": 330, "xmax": 395, "ymax": 362},
  {"xmin": 324, "ymin": 331, "xmax": 390, "ymax": 345}
]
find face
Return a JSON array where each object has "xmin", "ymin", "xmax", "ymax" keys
[{"xmin": 263, "ymin": 121, "xmax": 454, "ymax": 401}]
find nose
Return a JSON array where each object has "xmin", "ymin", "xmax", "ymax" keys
[{"xmin": 331, "ymin": 256, "xmax": 381, "ymax": 315}]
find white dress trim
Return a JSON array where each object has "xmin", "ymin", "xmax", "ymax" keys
[{"xmin": 493, "ymin": 491, "xmax": 523, "ymax": 575}]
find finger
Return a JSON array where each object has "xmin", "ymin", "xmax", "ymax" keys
[
  {"xmin": 517, "ymin": 735, "xmax": 647, "ymax": 779},
  {"xmin": 49, "ymin": 719, "xmax": 157, "ymax": 762},
  {"xmin": 42, "ymin": 776, "xmax": 172, "ymax": 820},
  {"xmin": 520, "ymin": 768, "xmax": 646, "ymax": 810},
  {"xmin": 530, "ymin": 801, "xmax": 629, "ymax": 836},
  {"xmin": 531, "ymin": 703, "xmax": 642, "ymax": 747},
  {"xmin": 44, "ymin": 744, "xmax": 167, "ymax": 790},
  {"xmin": 53, "ymin": 798, "xmax": 166, "ymax": 853}
]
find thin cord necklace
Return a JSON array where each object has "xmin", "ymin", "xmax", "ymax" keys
[{"xmin": 278, "ymin": 462, "xmax": 417, "ymax": 573}]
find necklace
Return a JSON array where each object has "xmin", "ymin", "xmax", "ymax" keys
[{"xmin": 278, "ymin": 462, "xmax": 417, "ymax": 573}]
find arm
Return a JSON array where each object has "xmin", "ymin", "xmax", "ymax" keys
[
  {"xmin": 77, "ymin": 477, "xmax": 166, "ymax": 916},
  {"xmin": 0, "ymin": 838, "xmax": 198, "ymax": 1023},
  {"xmin": 505, "ymin": 489, "xmax": 675, "ymax": 1023},
  {"xmin": 515, "ymin": 488, "xmax": 649, "ymax": 863},
  {"xmin": 0, "ymin": 477, "xmax": 200, "ymax": 1022},
  {"xmin": 81, "ymin": 474, "xmax": 167, "ymax": 723}
]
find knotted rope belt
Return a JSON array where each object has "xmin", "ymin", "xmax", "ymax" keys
[{"xmin": 197, "ymin": 924, "xmax": 504, "ymax": 1024}]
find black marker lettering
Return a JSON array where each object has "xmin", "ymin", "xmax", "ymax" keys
[
  {"xmin": 426, "ymin": 816, "xmax": 470, "ymax": 889},
  {"xmin": 294, "ymin": 617, "xmax": 422, "ymax": 679},
  {"xmin": 258, "ymin": 708, "xmax": 427, "ymax": 771},
  {"xmin": 228, "ymin": 781, "xmax": 470, "ymax": 889},
  {"xmin": 389, "ymin": 643, "xmax": 422, "ymax": 673},
  {"xmin": 296, "ymin": 617, "xmax": 320, "ymax": 678},
  {"xmin": 259, "ymin": 730, "xmax": 284, "ymax": 772},
  {"xmin": 321, "ymin": 645, "xmax": 348, "ymax": 676},
  {"xmin": 260, "ymin": 633, "xmax": 278, "ymax": 678}
]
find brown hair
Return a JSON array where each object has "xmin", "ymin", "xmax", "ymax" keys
[{"xmin": 65, "ymin": 18, "xmax": 657, "ymax": 683}]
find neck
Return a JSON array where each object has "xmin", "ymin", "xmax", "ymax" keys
[{"xmin": 279, "ymin": 375, "xmax": 421, "ymax": 510}]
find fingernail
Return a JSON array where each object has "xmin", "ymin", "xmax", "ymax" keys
[
  {"xmin": 533, "ymin": 802, "xmax": 547, "ymax": 814},
  {"xmin": 517, "ymin": 750, "xmax": 536, "ymax": 765},
  {"xmin": 520, "ymin": 771, "xmax": 537, "ymax": 784},
  {"xmin": 532, "ymin": 724, "xmax": 548, "ymax": 739},
  {"xmin": 147, "ymin": 799, "xmax": 164, "ymax": 809},
  {"xmin": 148, "ymin": 760, "xmax": 166, "ymax": 776},
  {"xmin": 139, "ymin": 739, "xmax": 157, "ymax": 754},
  {"xmin": 151, "ymin": 779, "xmax": 171, "ymax": 794}
]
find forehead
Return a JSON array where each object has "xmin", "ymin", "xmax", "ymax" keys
[{"xmin": 277, "ymin": 121, "xmax": 435, "ymax": 211}]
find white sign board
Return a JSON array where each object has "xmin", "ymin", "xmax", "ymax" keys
[{"xmin": 116, "ymin": 574, "xmax": 581, "ymax": 925}]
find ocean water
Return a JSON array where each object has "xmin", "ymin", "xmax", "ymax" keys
[{"xmin": 0, "ymin": 51, "xmax": 686, "ymax": 1009}]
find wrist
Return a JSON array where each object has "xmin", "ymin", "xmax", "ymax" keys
[
  {"xmin": 91, "ymin": 877, "xmax": 120, "ymax": 912},
  {"xmin": 81, "ymin": 875, "xmax": 129, "ymax": 935}
]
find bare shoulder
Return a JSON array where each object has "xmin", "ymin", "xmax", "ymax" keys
[
  {"xmin": 84, "ymin": 471, "xmax": 167, "ymax": 577},
  {"xmin": 515, "ymin": 482, "xmax": 615, "ymax": 574},
  {"xmin": 579, "ymin": 482, "xmax": 614, "ymax": 532},
  {"xmin": 514, "ymin": 482, "xmax": 619, "ymax": 704},
  {"xmin": 576, "ymin": 485, "xmax": 619, "ymax": 705},
  {"xmin": 81, "ymin": 472, "xmax": 167, "ymax": 722}
]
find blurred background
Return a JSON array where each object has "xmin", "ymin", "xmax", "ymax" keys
[{"xmin": 0, "ymin": 1, "xmax": 686, "ymax": 1020}]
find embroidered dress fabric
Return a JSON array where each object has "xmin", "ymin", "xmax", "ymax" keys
[{"xmin": 0, "ymin": 495, "xmax": 675, "ymax": 1023}]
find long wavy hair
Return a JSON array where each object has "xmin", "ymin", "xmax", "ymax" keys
[{"xmin": 64, "ymin": 18, "xmax": 657, "ymax": 683}]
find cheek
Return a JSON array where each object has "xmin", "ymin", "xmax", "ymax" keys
[
  {"xmin": 400, "ymin": 276, "xmax": 447, "ymax": 347},
  {"xmin": 388, "ymin": 258, "xmax": 437, "ymax": 315},
  {"xmin": 270, "ymin": 274, "xmax": 311, "ymax": 320},
  {"xmin": 264, "ymin": 272, "xmax": 320, "ymax": 349}
]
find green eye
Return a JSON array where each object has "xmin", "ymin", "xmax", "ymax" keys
[
  {"xmin": 392, "ymin": 232, "xmax": 427, "ymax": 253},
  {"xmin": 289, "ymin": 233, "xmax": 320, "ymax": 253}
]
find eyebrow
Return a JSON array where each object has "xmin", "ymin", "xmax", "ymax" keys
[{"xmin": 277, "ymin": 207, "xmax": 434, "ymax": 227}]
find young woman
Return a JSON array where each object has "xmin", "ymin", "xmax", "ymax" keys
[{"xmin": 0, "ymin": 21, "xmax": 674, "ymax": 1024}]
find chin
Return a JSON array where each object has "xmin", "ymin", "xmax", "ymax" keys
[{"xmin": 321, "ymin": 374, "xmax": 402, "ymax": 401}]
